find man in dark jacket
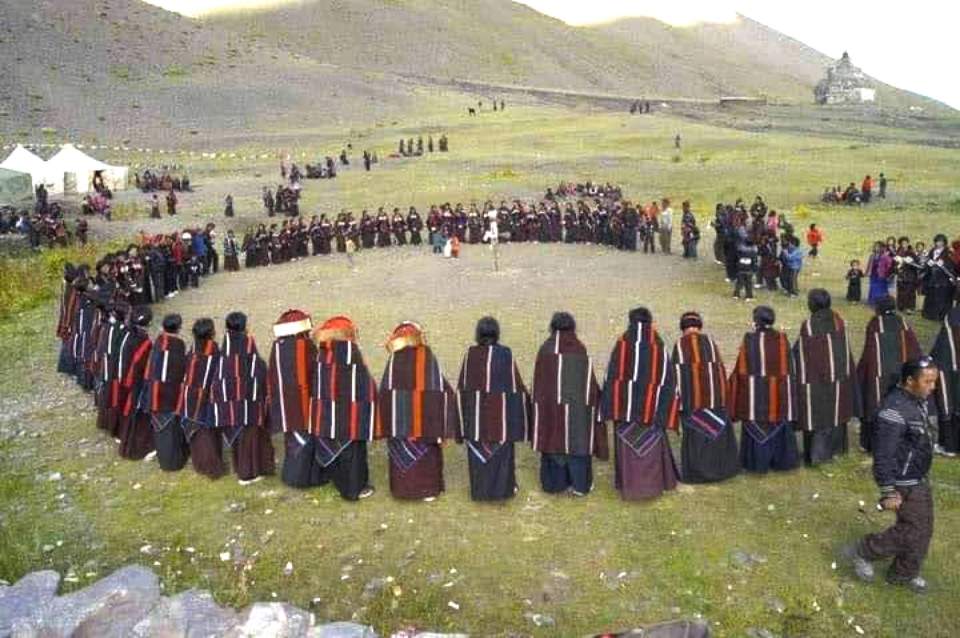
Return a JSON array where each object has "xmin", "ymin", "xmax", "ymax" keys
[
  {"xmin": 733, "ymin": 238, "xmax": 758, "ymax": 300},
  {"xmin": 849, "ymin": 357, "xmax": 937, "ymax": 593}
]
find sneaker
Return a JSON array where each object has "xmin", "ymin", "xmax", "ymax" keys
[
  {"xmin": 841, "ymin": 543, "xmax": 875, "ymax": 582},
  {"xmin": 571, "ymin": 490, "xmax": 589, "ymax": 497},
  {"xmin": 934, "ymin": 444, "xmax": 957, "ymax": 457},
  {"xmin": 238, "ymin": 476, "xmax": 263, "ymax": 486},
  {"xmin": 143, "ymin": 451, "xmax": 157, "ymax": 462},
  {"xmin": 358, "ymin": 486, "xmax": 375, "ymax": 500},
  {"xmin": 422, "ymin": 496, "xmax": 436, "ymax": 502}
]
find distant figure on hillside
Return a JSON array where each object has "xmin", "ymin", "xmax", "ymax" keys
[
  {"xmin": 879, "ymin": 173, "xmax": 888, "ymax": 199},
  {"xmin": 224, "ymin": 194, "xmax": 234, "ymax": 218},
  {"xmin": 675, "ymin": 134, "xmax": 682, "ymax": 150},
  {"xmin": 438, "ymin": 134, "xmax": 449, "ymax": 152}
]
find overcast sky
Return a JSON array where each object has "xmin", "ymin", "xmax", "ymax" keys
[{"xmin": 148, "ymin": 0, "xmax": 959, "ymax": 109}]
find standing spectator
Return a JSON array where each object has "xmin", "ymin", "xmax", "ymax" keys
[
  {"xmin": 166, "ymin": 189, "xmax": 178, "ymax": 216},
  {"xmin": 781, "ymin": 238, "xmax": 804, "ymax": 297},
  {"xmin": 659, "ymin": 198, "xmax": 673, "ymax": 255},
  {"xmin": 733, "ymin": 237, "xmax": 758, "ymax": 300},
  {"xmin": 846, "ymin": 259, "xmax": 864, "ymax": 303},
  {"xmin": 862, "ymin": 174, "xmax": 874, "ymax": 204}
]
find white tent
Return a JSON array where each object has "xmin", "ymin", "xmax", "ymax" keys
[
  {"xmin": 43, "ymin": 143, "xmax": 129, "ymax": 195},
  {"xmin": 0, "ymin": 144, "xmax": 50, "ymax": 190}
]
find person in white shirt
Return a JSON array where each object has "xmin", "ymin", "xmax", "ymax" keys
[{"xmin": 659, "ymin": 198, "xmax": 673, "ymax": 255}]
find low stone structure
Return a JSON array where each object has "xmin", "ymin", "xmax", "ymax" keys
[
  {"xmin": 0, "ymin": 565, "xmax": 711, "ymax": 637},
  {"xmin": 814, "ymin": 52, "xmax": 876, "ymax": 105}
]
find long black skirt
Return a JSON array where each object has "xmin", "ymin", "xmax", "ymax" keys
[
  {"xmin": 680, "ymin": 410, "xmax": 740, "ymax": 484},
  {"xmin": 230, "ymin": 426, "xmax": 276, "ymax": 481},
  {"xmin": 188, "ymin": 426, "xmax": 226, "ymax": 479},
  {"xmin": 97, "ymin": 406, "xmax": 124, "ymax": 438},
  {"xmin": 803, "ymin": 422, "xmax": 849, "ymax": 466},
  {"xmin": 466, "ymin": 442, "xmax": 516, "ymax": 501},
  {"xmin": 57, "ymin": 341, "xmax": 76, "ymax": 375},
  {"xmin": 118, "ymin": 412, "xmax": 155, "ymax": 460},
  {"xmin": 281, "ymin": 432, "xmax": 325, "ymax": 488},
  {"xmin": 324, "ymin": 440, "xmax": 370, "ymax": 501},
  {"xmin": 153, "ymin": 413, "xmax": 189, "ymax": 471},
  {"xmin": 740, "ymin": 421, "xmax": 799, "ymax": 474},
  {"xmin": 540, "ymin": 453, "xmax": 592, "ymax": 495},
  {"xmin": 939, "ymin": 414, "xmax": 960, "ymax": 453},
  {"xmin": 280, "ymin": 434, "xmax": 371, "ymax": 499},
  {"xmin": 922, "ymin": 286, "xmax": 954, "ymax": 321}
]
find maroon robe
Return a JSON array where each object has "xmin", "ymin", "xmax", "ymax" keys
[
  {"xmin": 379, "ymin": 343, "xmax": 459, "ymax": 499},
  {"xmin": 116, "ymin": 326, "xmax": 154, "ymax": 459}
]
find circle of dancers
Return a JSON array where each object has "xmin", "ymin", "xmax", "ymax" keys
[{"xmin": 55, "ymin": 263, "xmax": 960, "ymax": 502}]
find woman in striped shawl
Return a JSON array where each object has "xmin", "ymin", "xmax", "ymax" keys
[
  {"xmin": 309, "ymin": 315, "xmax": 378, "ymax": 501},
  {"xmin": 456, "ymin": 316, "xmax": 531, "ymax": 501},
  {"xmin": 727, "ymin": 305, "xmax": 800, "ymax": 473},
  {"xmin": 856, "ymin": 297, "xmax": 921, "ymax": 453},
  {"xmin": 94, "ymin": 302, "xmax": 131, "ymax": 439},
  {"xmin": 267, "ymin": 310, "xmax": 320, "ymax": 489},
  {"xmin": 138, "ymin": 314, "xmax": 189, "ymax": 471},
  {"xmin": 116, "ymin": 306, "xmax": 155, "ymax": 460},
  {"xmin": 672, "ymin": 311, "xmax": 740, "ymax": 483},
  {"xmin": 379, "ymin": 322, "xmax": 460, "ymax": 500},
  {"xmin": 600, "ymin": 308, "xmax": 677, "ymax": 500},
  {"xmin": 792, "ymin": 289, "xmax": 861, "ymax": 466},
  {"xmin": 930, "ymin": 306, "xmax": 960, "ymax": 456},
  {"xmin": 533, "ymin": 312, "xmax": 607, "ymax": 496},
  {"xmin": 71, "ymin": 282, "xmax": 101, "ymax": 392},
  {"xmin": 56, "ymin": 263, "xmax": 80, "ymax": 375},
  {"xmin": 211, "ymin": 312, "xmax": 274, "ymax": 483},
  {"xmin": 179, "ymin": 318, "xmax": 224, "ymax": 479}
]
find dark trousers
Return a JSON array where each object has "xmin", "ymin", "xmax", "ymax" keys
[
  {"xmin": 734, "ymin": 272, "xmax": 754, "ymax": 298},
  {"xmin": 860, "ymin": 484, "xmax": 933, "ymax": 581}
]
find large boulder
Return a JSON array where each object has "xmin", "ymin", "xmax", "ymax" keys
[
  {"xmin": 307, "ymin": 623, "xmax": 379, "ymax": 638},
  {"xmin": 228, "ymin": 602, "xmax": 314, "ymax": 638},
  {"xmin": 613, "ymin": 620, "xmax": 711, "ymax": 638},
  {"xmin": 132, "ymin": 589, "xmax": 239, "ymax": 638},
  {"xmin": 0, "ymin": 571, "xmax": 61, "ymax": 638},
  {"xmin": 11, "ymin": 565, "xmax": 160, "ymax": 638}
]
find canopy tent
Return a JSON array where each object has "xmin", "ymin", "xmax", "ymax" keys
[
  {"xmin": 0, "ymin": 167, "xmax": 33, "ymax": 205},
  {"xmin": 0, "ymin": 144, "xmax": 49, "ymax": 191},
  {"xmin": 43, "ymin": 144, "xmax": 129, "ymax": 195}
]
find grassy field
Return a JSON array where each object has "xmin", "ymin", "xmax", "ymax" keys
[{"xmin": 2, "ymin": 104, "xmax": 959, "ymax": 637}]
